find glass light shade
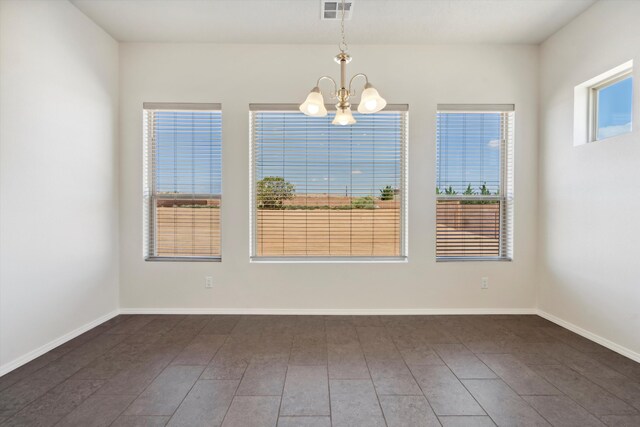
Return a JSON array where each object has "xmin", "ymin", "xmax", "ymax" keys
[
  {"xmin": 332, "ymin": 106, "xmax": 356, "ymax": 126},
  {"xmin": 357, "ymin": 83, "xmax": 387, "ymax": 114},
  {"xmin": 299, "ymin": 87, "xmax": 327, "ymax": 117}
]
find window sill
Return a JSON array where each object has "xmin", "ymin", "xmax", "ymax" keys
[
  {"xmin": 145, "ymin": 256, "xmax": 221, "ymax": 262},
  {"xmin": 588, "ymin": 129, "xmax": 634, "ymax": 144},
  {"xmin": 250, "ymin": 256, "xmax": 408, "ymax": 264}
]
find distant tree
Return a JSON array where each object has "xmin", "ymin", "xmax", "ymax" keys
[
  {"xmin": 444, "ymin": 186, "xmax": 457, "ymax": 195},
  {"xmin": 464, "ymin": 183, "xmax": 497, "ymax": 205},
  {"xmin": 463, "ymin": 184, "xmax": 476, "ymax": 196},
  {"xmin": 379, "ymin": 185, "xmax": 395, "ymax": 201},
  {"xmin": 436, "ymin": 187, "xmax": 442, "ymax": 195},
  {"xmin": 256, "ymin": 176, "xmax": 295, "ymax": 209}
]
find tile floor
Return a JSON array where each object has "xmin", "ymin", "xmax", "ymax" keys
[{"xmin": 0, "ymin": 315, "xmax": 639, "ymax": 426}]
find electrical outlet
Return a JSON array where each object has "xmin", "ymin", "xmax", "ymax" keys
[
  {"xmin": 205, "ymin": 276, "xmax": 214, "ymax": 289},
  {"xmin": 481, "ymin": 277, "xmax": 489, "ymax": 290}
]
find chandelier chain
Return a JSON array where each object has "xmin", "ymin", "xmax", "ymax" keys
[{"xmin": 339, "ymin": 0, "xmax": 348, "ymax": 52}]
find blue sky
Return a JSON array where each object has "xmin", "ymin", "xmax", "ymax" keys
[
  {"xmin": 155, "ymin": 111, "xmax": 222, "ymax": 195},
  {"xmin": 153, "ymin": 78, "xmax": 633, "ymax": 196},
  {"xmin": 436, "ymin": 112, "xmax": 502, "ymax": 194},
  {"xmin": 154, "ymin": 110, "xmax": 507, "ymax": 197},
  {"xmin": 597, "ymin": 76, "xmax": 633, "ymax": 139},
  {"xmin": 254, "ymin": 111, "xmax": 403, "ymax": 197}
]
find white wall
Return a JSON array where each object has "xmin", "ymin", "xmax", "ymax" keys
[
  {"xmin": 119, "ymin": 43, "xmax": 539, "ymax": 312},
  {"xmin": 539, "ymin": 0, "xmax": 640, "ymax": 355},
  {"xmin": 0, "ymin": 0, "xmax": 119, "ymax": 370}
]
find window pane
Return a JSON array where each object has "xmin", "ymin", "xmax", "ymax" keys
[
  {"xmin": 436, "ymin": 200, "xmax": 501, "ymax": 258},
  {"xmin": 597, "ymin": 76, "xmax": 633, "ymax": 140},
  {"xmin": 155, "ymin": 111, "xmax": 222, "ymax": 195},
  {"xmin": 436, "ymin": 113, "xmax": 502, "ymax": 195},
  {"xmin": 155, "ymin": 198, "xmax": 221, "ymax": 257},
  {"xmin": 252, "ymin": 110, "xmax": 406, "ymax": 258}
]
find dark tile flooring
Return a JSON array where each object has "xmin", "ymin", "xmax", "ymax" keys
[{"xmin": 0, "ymin": 315, "xmax": 639, "ymax": 426}]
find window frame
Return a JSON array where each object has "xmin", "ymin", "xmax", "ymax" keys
[
  {"xmin": 143, "ymin": 102, "xmax": 222, "ymax": 262},
  {"xmin": 249, "ymin": 104, "xmax": 409, "ymax": 263},
  {"xmin": 588, "ymin": 69, "xmax": 633, "ymax": 142},
  {"xmin": 435, "ymin": 104, "xmax": 515, "ymax": 262}
]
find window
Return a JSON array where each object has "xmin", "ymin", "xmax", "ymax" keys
[
  {"xmin": 143, "ymin": 103, "xmax": 222, "ymax": 261},
  {"xmin": 250, "ymin": 104, "xmax": 408, "ymax": 261},
  {"xmin": 590, "ymin": 71, "xmax": 633, "ymax": 141},
  {"xmin": 574, "ymin": 60, "xmax": 633, "ymax": 146},
  {"xmin": 436, "ymin": 105, "xmax": 514, "ymax": 261}
]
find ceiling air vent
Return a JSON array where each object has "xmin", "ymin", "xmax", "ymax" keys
[{"xmin": 321, "ymin": 0, "xmax": 353, "ymax": 20}]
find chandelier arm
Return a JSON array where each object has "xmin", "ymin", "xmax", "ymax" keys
[
  {"xmin": 316, "ymin": 76, "xmax": 338, "ymax": 98},
  {"xmin": 348, "ymin": 73, "xmax": 369, "ymax": 97}
]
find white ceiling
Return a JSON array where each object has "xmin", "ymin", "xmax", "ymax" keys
[{"xmin": 71, "ymin": 0, "xmax": 597, "ymax": 45}]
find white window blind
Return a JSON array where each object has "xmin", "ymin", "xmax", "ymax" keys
[
  {"xmin": 250, "ymin": 104, "xmax": 408, "ymax": 261},
  {"xmin": 436, "ymin": 105, "xmax": 514, "ymax": 260},
  {"xmin": 143, "ymin": 103, "xmax": 222, "ymax": 261}
]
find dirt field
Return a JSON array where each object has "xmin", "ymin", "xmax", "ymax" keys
[
  {"xmin": 156, "ymin": 206, "xmax": 221, "ymax": 257},
  {"xmin": 436, "ymin": 224, "xmax": 500, "ymax": 257},
  {"xmin": 154, "ymin": 204, "xmax": 402, "ymax": 257},
  {"xmin": 155, "ymin": 202, "xmax": 500, "ymax": 258},
  {"xmin": 436, "ymin": 201, "xmax": 500, "ymax": 257},
  {"xmin": 283, "ymin": 194, "xmax": 399, "ymax": 209},
  {"xmin": 256, "ymin": 209, "xmax": 401, "ymax": 256}
]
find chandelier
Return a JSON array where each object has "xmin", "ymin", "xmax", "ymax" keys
[{"xmin": 299, "ymin": 0, "xmax": 387, "ymax": 125}]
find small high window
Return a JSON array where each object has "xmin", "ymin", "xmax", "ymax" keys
[
  {"xmin": 591, "ymin": 71, "xmax": 633, "ymax": 141},
  {"xmin": 574, "ymin": 61, "xmax": 633, "ymax": 146}
]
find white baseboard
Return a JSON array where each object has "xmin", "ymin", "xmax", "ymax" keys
[
  {"xmin": 536, "ymin": 309, "xmax": 640, "ymax": 363},
  {"xmin": 119, "ymin": 307, "xmax": 538, "ymax": 315},
  {"xmin": 0, "ymin": 309, "xmax": 120, "ymax": 377}
]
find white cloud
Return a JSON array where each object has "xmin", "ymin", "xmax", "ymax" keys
[
  {"xmin": 597, "ymin": 122, "xmax": 632, "ymax": 139},
  {"xmin": 352, "ymin": 170, "xmax": 362, "ymax": 174},
  {"xmin": 488, "ymin": 139, "xmax": 501, "ymax": 148}
]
